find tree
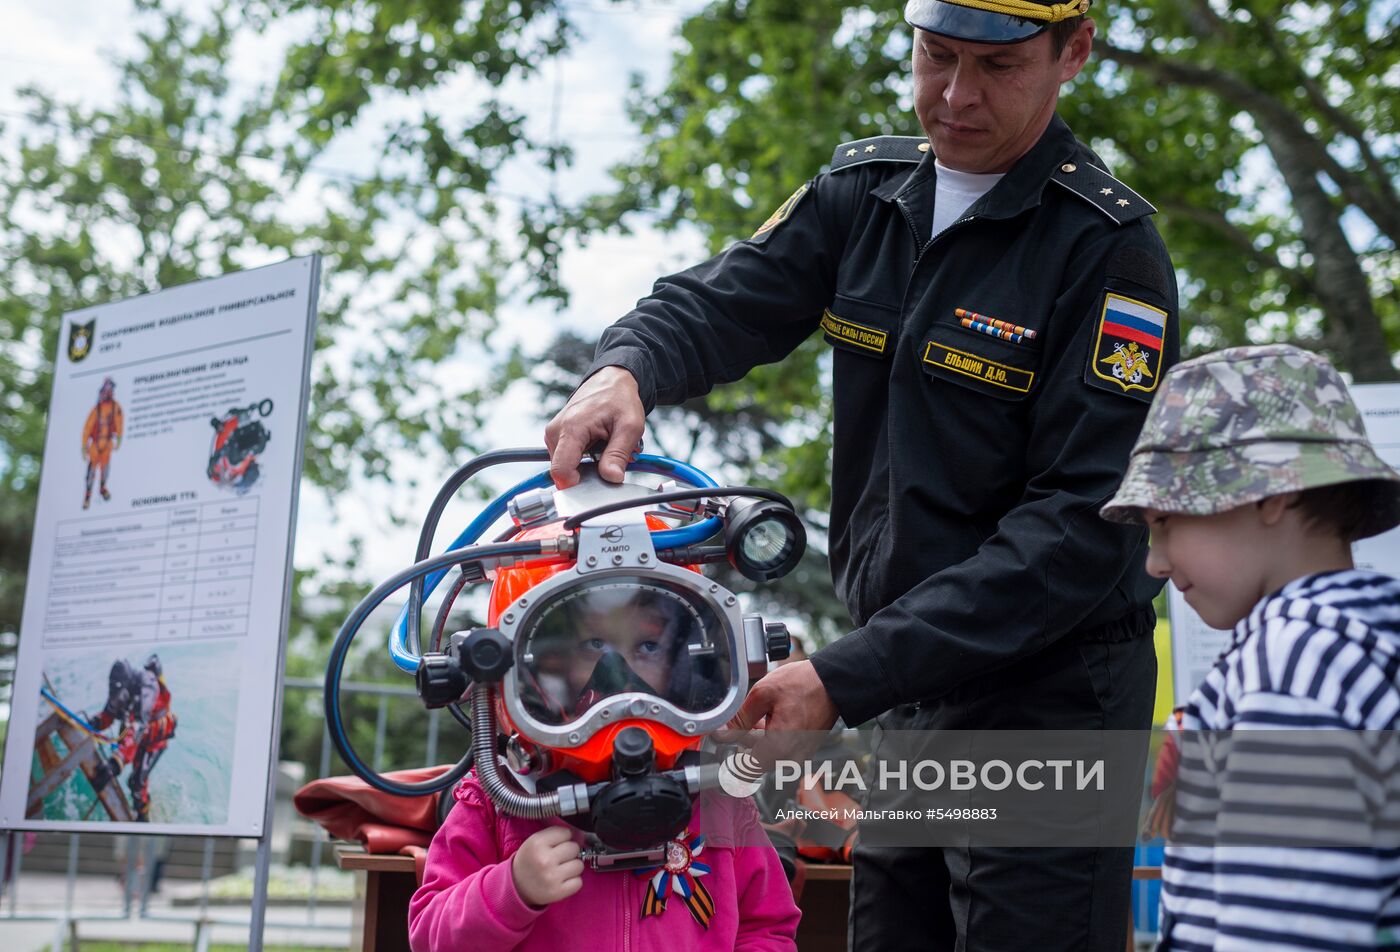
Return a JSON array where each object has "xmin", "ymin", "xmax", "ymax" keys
[
  {"xmin": 0, "ymin": 0, "xmax": 549, "ymax": 784},
  {"xmin": 577, "ymin": 0, "xmax": 1397, "ymax": 642},
  {"xmin": 0, "ymin": 2, "xmax": 499, "ymax": 683},
  {"xmin": 12, "ymin": 0, "xmax": 1396, "ymax": 660},
  {"xmin": 553, "ymin": 1, "xmax": 1398, "ymax": 640},
  {"xmin": 243, "ymin": 0, "xmax": 865, "ymax": 642},
  {"xmin": 263, "ymin": 0, "xmax": 1397, "ymax": 644},
  {"xmin": 1075, "ymin": 0, "xmax": 1398, "ymax": 379},
  {"xmin": 598, "ymin": 0, "xmax": 1397, "ymax": 378},
  {"xmin": 252, "ymin": 0, "xmax": 578, "ymax": 303}
]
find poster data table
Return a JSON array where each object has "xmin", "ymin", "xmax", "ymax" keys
[{"xmin": 44, "ymin": 498, "xmax": 260, "ymax": 646}]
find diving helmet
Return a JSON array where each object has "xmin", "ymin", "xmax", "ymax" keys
[{"xmin": 411, "ymin": 458, "xmax": 800, "ymax": 857}]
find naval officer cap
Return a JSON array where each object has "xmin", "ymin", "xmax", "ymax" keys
[{"xmin": 904, "ymin": 0, "xmax": 1090, "ymax": 44}]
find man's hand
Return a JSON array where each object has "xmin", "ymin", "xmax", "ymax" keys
[
  {"xmin": 511, "ymin": 825, "xmax": 584, "ymax": 908},
  {"xmin": 544, "ymin": 366, "xmax": 645, "ymax": 487},
  {"xmin": 727, "ymin": 660, "xmax": 839, "ymax": 766}
]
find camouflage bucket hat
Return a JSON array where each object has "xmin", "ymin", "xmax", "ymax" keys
[{"xmin": 1101, "ymin": 344, "xmax": 1400, "ymax": 538}]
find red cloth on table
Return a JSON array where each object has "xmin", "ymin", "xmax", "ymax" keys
[{"xmin": 294, "ymin": 766, "xmax": 452, "ymax": 856}]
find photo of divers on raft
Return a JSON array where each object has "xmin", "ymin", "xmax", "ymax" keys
[{"xmin": 27, "ymin": 641, "xmax": 241, "ymax": 825}]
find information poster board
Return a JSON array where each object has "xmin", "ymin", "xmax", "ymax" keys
[
  {"xmin": 0, "ymin": 257, "xmax": 319, "ymax": 835},
  {"xmin": 1168, "ymin": 382, "xmax": 1400, "ymax": 707}
]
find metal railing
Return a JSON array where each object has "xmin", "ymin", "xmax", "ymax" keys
[{"xmin": 0, "ymin": 674, "xmax": 460, "ymax": 948}]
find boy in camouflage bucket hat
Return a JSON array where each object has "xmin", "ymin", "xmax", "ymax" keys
[
  {"xmin": 1102, "ymin": 344, "xmax": 1400, "ymax": 951},
  {"xmin": 1101, "ymin": 342, "xmax": 1400, "ymax": 547}
]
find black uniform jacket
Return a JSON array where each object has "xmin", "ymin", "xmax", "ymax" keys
[{"xmin": 586, "ymin": 115, "xmax": 1180, "ymax": 726}]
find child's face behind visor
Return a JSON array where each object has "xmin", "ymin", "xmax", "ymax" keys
[{"xmin": 569, "ymin": 600, "xmax": 678, "ymax": 697}]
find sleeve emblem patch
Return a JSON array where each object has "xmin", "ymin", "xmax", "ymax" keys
[
  {"xmin": 752, "ymin": 183, "xmax": 810, "ymax": 238},
  {"xmin": 1086, "ymin": 292, "xmax": 1168, "ymax": 399}
]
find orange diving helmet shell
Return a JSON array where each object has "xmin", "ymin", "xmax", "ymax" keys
[{"xmin": 488, "ymin": 516, "xmax": 702, "ymax": 784}]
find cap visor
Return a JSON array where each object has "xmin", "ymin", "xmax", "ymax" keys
[{"xmin": 904, "ymin": 0, "xmax": 1046, "ymax": 43}]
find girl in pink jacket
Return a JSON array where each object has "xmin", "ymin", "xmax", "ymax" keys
[{"xmin": 408, "ymin": 771, "xmax": 801, "ymax": 951}]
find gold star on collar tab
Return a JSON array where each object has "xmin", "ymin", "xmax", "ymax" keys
[
  {"xmin": 1048, "ymin": 160, "xmax": 1157, "ymax": 223},
  {"xmin": 830, "ymin": 135, "xmax": 936, "ymax": 171}
]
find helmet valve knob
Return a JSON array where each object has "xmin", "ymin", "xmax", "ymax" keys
[
  {"xmin": 764, "ymin": 621, "xmax": 791, "ymax": 662},
  {"xmin": 612, "ymin": 726, "xmax": 655, "ymax": 779},
  {"xmin": 453, "ymin": 627, "xmax": 514, "ymax": 683},
  {"xmin": 415, "ymin": 652, "xmax": 468, "ymax": 709}
]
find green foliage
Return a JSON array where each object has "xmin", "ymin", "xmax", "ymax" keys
[
  {"xmin": 246, "ymin": 0, "xmax": 1397, "ymax": 643},
  {"xmin": 559, "ymin": 0, "xmax": 1399, "ymax": 643},
  {"xmin": 1072, "ymin": 0, "xmax": 1399, "ymax": 379},
  {"xmin": 255, "ymin": 0, "xmax": 578, "ymax": 304},
  {"xmin": 0, "ymin": 3, "xmax": 358, "ymax": 632},
  {"xmin": 589, "ymin": 0, "xmax": 914, "ymax": 246},
  {"xmin": 0, "ymin": 0, "xmax": 513, "ymax": 783},
  {"xmin": 0, "ymin": 2, "xmax": 511, "ymax": 636},
  {"xmin": 4, "ymin": 0, "xmax": 1398, "ymax": 722},
  {"xmin": 600, "ymin": 0, "xmax": 1397, "ymax": 381},
  {"xmin": 571, "ymin": 0, "xmax": 1394, "ymax": 639}
]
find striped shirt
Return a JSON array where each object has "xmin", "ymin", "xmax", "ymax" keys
[{"xmin": 1162, "ymin": 570, "xmax": 1400, "ymax": 951}]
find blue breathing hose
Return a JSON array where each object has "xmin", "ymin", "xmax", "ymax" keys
[
  {"xmin": 388, "ymin": 454, "xmax": 720, "ymax": 674},
  {"xmin": 39, "ymin": 686, "xmax": 119, "ymax": 751}
]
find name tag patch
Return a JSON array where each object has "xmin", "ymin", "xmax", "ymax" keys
[
  {"xmin": 922, "ymin": 340, "xmax": 1034, "ymax": 394},
  {"xmin": 822, "ymin": 309, "xmax": 889, "ymax": 356}
]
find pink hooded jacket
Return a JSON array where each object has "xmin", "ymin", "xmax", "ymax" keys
[{"xmin": 409, "ymin": 772, "xmax": 801, "ymax": 951}]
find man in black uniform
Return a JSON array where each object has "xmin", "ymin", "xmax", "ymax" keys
[{"xmin": 546, "ymin": 0, "xmax": 1177, "ymax": 947}]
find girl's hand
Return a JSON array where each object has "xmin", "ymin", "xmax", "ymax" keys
[{"xmin": 511, "ymin": 826, "xmax": 584, "ymax": 907}]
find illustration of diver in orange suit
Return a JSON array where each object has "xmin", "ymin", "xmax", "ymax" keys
[{"xmin": 82, "ymin": 377, "xmax": 123, "ymax": 509}]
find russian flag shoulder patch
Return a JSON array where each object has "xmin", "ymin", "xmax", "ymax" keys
[{"xmin": 1085, "ymin": 291, "xmax": 1168, "ymax": 401}]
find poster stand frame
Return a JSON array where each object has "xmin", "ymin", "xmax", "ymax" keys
[{"xmin": 0, "ymin": 255, "xmax": 322, "ymax": 952}]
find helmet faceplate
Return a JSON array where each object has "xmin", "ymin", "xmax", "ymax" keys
[{"xmin": 491, "ymin": 521, "xmax": 746, "ymax": 783}]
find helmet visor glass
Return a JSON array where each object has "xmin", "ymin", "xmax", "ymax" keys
[{"xmin": 515, "ymin": 576, "xmax": 733, "ymax": 726}]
